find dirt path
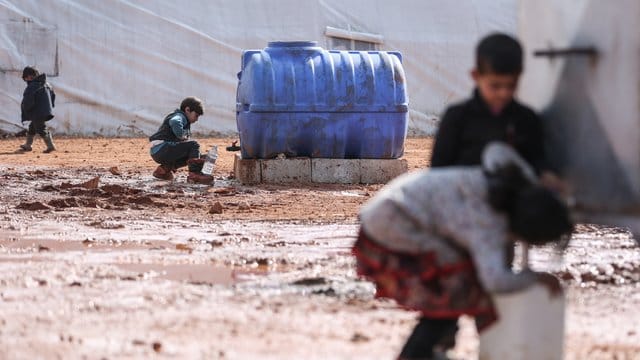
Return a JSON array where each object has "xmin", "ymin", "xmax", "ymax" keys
[{"xmin": 0, "ymin": 137, "xmax": 638, "ymax": 359}]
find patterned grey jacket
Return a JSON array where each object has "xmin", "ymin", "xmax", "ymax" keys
[{"xmin": 359, "ymin": 143, "xmax": 538, "ymax": 293}]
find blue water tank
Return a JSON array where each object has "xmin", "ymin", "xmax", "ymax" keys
[{"xmin": 236, "ymin": 41, "xmax": 408, "ymax": 159}]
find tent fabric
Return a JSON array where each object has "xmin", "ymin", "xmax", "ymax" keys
[
  {"xmin": 0, "ymin": 0, "xmax": 516, "ymax": 136},
  {"xmin": 518, "ymin": 0, "xmax": 640, "ymax": 211}
]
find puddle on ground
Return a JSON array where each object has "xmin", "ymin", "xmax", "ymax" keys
[
  {"xmin": 0, "ymin": 238, "xmax": 174, "ymax": 253},
  {"xmin": 528, "ymin": 224, "xmax": 640, "ymax": 285},
  {"xmin": 5, "ymin": 206, "xmax": 637, "ymax": 296},
  {"xmin": 116, "ymin": 263, "xmax": 236, "ymax": 286}
]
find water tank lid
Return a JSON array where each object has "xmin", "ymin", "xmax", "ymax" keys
[{"xmin": 267, "ymin": 41, "xmax": 318, "ymax": 48}]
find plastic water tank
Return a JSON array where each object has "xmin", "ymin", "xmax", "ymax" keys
[{"xmin": 236, "ymin": 41, "xmax": 408, "ymax": 159}]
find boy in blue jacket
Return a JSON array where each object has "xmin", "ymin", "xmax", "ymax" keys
[{"xmin": 19, "ymin": 66, "xmax": 57, "ymax": 153}]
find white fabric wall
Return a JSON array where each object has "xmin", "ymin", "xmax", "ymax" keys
[
  {"xmin": 0, "ymin": 0, "xmax": 516, "ymax": 136},
  {"xmin": 518, "ymin": 0, "xmax": 640, "ymax": 210}
]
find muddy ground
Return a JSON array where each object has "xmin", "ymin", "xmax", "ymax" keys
[{"xmin": 0, "ymin": 137, "xmax": 638, "ymax": 360}]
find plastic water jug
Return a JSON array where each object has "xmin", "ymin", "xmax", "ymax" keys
[
  {"xmin": 201, "ymin": 145, "xmax": 218, "ymax": 175},
  {"xmin": 479, "ymin": 284, "xmax": 565, "ymax": 360}
]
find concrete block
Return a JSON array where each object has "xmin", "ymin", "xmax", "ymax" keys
[
  {"xmin": 261, "ymin": 157, "xmax": 312, "ymax": 183},
  {"xmin": 311, "ymin": 159, "xmax": 360, "ymax": 184},
  {"xmin": 233, "ymin": 153, "xmax": 261, "ymax": 184},
  {"xmin": 360, "ymin": 159, "xmax": 408, "ymax": 184},
  {"xmin": 234, "ymin": 155, "xmax": 406, "ymax": 184}
]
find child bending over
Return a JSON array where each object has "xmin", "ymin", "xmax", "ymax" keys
[{"xmin": 355, "ymin": 142, "xmax": 573, "ymax": 359}]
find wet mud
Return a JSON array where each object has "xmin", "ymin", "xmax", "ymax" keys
[{"xmin": 0, "ymin": 137, "xmax": 638, "ymax": 359}]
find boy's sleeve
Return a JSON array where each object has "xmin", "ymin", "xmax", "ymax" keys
[
  {"xmin": 430, "ymin": 106, "xmax": 463, "ymax": 167},
  {"xmin": 438, "ymin": 201, "xmax": 537, "ymax": 294},
  {"xmin": 466, "ymin": 229, "xmax": 537, "ymax": 293},
  {"xmin": 169, "ymin": 115, "xmax": 187, "ymax": 140}
]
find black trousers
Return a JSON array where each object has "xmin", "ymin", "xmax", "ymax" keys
[
  {"xmin": 27, "ymin": 118, "xmax": 49, "ymax": 137},
  {"xmin": 399, "ymin": 317, "xmax": 458, "ymax": 359},
  {"xmin": 151, "ymin": 141, "xmax": 200, "ymax": 171}
]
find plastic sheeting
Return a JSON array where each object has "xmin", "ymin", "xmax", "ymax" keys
[
  {"xmin": 0, "ymin": 0, "xmax": 516, "ymax": 136},
  {"xmin": 519, "ymin": 1, "xmax": 640, "ymax": 237}
]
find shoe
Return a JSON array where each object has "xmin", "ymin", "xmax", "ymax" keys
[
  {"xmin": 434, "ymin": 322, "xmax": 458, "ymax": 351},
  {"xmin": 398, "ymin": 351, "xmax": 449, "ymax": 360},
  {"xmin": 42, "ymin": 132, "xmax": 56, "ymax": 153},
  {"xmin": 187, "ymin": 172, "xmax": 213, "ymax": 185},
  {"xmin": 19, "ymin": 134, "xmax": 34, "ymax": 151},
  {"xmin": 187, "ymin": 158, "xmax": 205, "ymax": 174},
  {"xmin": 153, "ymin": 165, "xmax": 174, "ymax": 180}
]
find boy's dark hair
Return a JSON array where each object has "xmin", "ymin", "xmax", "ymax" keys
[
  {"xmin": 476, "ymin": 33, "xmax": 523, "ymax": 75},
  {"xmin": 180, "ymin": 96, "xmax": 204, "ymax": 115},
  {"xmin": 22, "ymin": 66, "xmax": 39, "ymax": 80},
  {"xmin": 486, "ymin": 163, "xmax": 573, "ymax": 245}
]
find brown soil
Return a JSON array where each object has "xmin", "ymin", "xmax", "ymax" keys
[
  {"xmin": 0, "ymin": 137, "xmax": 638, "ymax": 359},
  {"xmin": 1, "ymin": 137, "xmax": 431, "ymax": 223}
]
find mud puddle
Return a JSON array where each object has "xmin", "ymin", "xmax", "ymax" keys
[
  {"xmin": 1, "ymin": 138, "xmax": 640, "ymax": 358},
  {"xmin": 7, "ymin": 167, "xmax": 241, "ymax": 213},
  {"xmin": 115, "ymin": 263, "xmax": 237, "ymax": 286},
  {"xmin": 0, "ymin": 217, "xmax": 359, "ymax": 277},
  {"xmin": 0, "ymin": 238, "xmax": 173, "ymax": 253},
  {"xmin": 528, "ymin": 224, "xmax": 640, "ymax": 285}
]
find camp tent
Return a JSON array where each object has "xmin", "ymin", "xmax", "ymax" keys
[
  {"xmin": 519, "ymin": 0, "xmax": 640, "ymax": 239},
  {"xmin": 0, "ymin": 0, "xmax": 517, "ymax": 136}
]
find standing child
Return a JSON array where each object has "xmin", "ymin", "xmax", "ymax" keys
[
  {"xmin": 148, "ymin": 97, "xmax": 213, "ymax": 184},
  {"xmin": 19, "ymin": 66, "xmax": 57, "ymax": 153},
  {"xmin": 430, "ymin": 33, "xmax": 563, "ymax": 190},
  {"xmin": 354, "ymin": 142, "xmax": 573, "ymax": 360}
]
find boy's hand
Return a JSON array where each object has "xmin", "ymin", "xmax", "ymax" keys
[
  {"xmin": 536, "ymin": 272, "xmax": 562, "ymax": 297},
  {"xmin": 540, "ymin": 171, "xmax": 570, "ymax": 198}
]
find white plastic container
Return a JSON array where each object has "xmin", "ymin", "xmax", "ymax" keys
[
  {"xmin": 479, "ymin": 284, "xmax": 565, "ymax": 360},
  {"xmin": 201, "ymin": 145, "xmax": 218, "ymax": 175}
]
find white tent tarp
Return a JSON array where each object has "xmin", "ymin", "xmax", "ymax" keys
[
  {"xmin": 0, "ymin": 0, "xmax": 516, "ymax": 136},
  {"xmin": 519, "ymin": 0, "xmax": 640, "ymax": 237}
]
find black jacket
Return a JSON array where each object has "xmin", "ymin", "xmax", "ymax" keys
[
  {"xmin": 21, "ymin": 73, "xmax": 56, "ymax": 122},
  {"xmin": 430, "ymin": 89, "xmax": 549, "ymax": 174},
  {"xmin": 149, "ymin": 110, "xmax": 191, "ymax": 142}
]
